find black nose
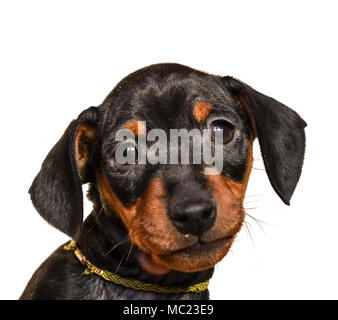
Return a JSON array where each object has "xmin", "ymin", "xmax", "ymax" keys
[{"xmin": 169, "ymin": 198, "xmax": 216, "ymax": 236}]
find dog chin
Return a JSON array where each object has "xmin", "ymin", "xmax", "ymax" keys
[{"xmin": 138, "ymin": 236, "xmax": 234, "ymax": 274}]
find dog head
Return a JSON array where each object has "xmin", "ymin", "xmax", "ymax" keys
[{"xmin": 29, "ymin": 63, "xmax": 306, "ymax": 273}]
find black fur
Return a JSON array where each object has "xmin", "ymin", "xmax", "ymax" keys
[{"xmin": 21, "ymin": 63, "xmax": 306, "ymax": 300}]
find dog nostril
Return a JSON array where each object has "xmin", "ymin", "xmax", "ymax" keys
[
  {"xmin": 202, "ymin": 209, "xmax": 212, "ymax": 220},
  {"xmin": 169, "ymin": 199, "xmax": 216, "ymax": 236},
  {"xmin": 175, "ymin": 215, "xmax": 188, "ymax": 223}
]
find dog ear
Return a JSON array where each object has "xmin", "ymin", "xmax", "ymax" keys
[
  {"xmin": 29, "ymin": 107, "xmax": 99, "ymax": 238},
  {"xmin": 223, "ymin": 76, "xmax": 306, "ymax": 205}
]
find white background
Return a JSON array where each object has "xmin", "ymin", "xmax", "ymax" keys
[{"xmin": 0, "ymin": 1, "xmax": 337, "ymax": 300}]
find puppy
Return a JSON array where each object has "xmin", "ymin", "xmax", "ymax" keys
[{"xmin": 20, "ymin": 63, "xmax": 306, "ymax": 299}]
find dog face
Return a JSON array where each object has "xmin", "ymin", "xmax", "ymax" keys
[{"xmin": 29, "ymin": 63, "xmax": 306, "ymax": 273}]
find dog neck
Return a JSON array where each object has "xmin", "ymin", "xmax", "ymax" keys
[{"xmin": 76, "ymin": 194, "xmax": 214, "ymax": 298}]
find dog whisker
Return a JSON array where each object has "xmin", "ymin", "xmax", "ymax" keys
[
  {"xmin": 244, "ymin": 193, "xmax": 265, "ymax": 198},
  {"xmin": 245, "ymin": 212, "xmax": 268, "ymax": 226},
  {"xmin": 125, "ymin": 243, "xmax": 134, "ymax": 265},
  {"xmin": 104, "ymin": 239, "xmax": 130, "ymax": 256},
  {"xmin": 88, "ymin": 207, "xmax": 104, "ymax": 232},
  {"xmin": 243, "ymin": 200, "xmax": 260, "ymax": 205},
  {"xmin": 115, "ymin": 234, "xmax": 150, "ymax": 274},
  {"xmin": 104, "ymin": 233, "xmax": 139, "ymax": 256},
  {"xmin": 138, "ymin": 234, "xmax": 150, "ymax": 249},
  {"xmin": 244, "ymin": 212, "xmax": 268, "ymax": 236},
  {"xmin": 243, "ymin": 220, "xmax": 255, "ymax": 249},
  {"xmin": 115, "ymin": 249, "xmax": 128, "ymax": 274},
  {"xmin": 104, "ymin": 223, "xmax": 152, "ymax": 256}
]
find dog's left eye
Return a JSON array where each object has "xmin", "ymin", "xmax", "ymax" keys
[{"xmin": 210, "ymin": 120, "xmax": 235, "ymax": 144}]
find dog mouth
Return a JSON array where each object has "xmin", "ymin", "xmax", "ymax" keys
[
  {"xmin": 168, "ymin": 235, "xmax": 233, "ymax": 256},
  {"xmin": 137, "ymin": 235, "xmax": 234, "ymax": 274}
]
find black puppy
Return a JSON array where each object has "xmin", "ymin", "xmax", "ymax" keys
[{"xmin": 20, "ymin": 63, "xmax": 306, "ymax": 300}]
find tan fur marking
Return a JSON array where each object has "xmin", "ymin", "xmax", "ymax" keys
[
  {"xmin": 75, "ymin": 123, "xmax": 95, "ymax": 177},
  {"xmin": 123, "ymin": 120, "xmax": 146, "ymax": 136},
  {"xmin": 96, "ymin": 170, "xmax": 138, "ymax": 229},
  {"xmin": 193, "ymin": 102, "xmax": 212, "ymax": 122},
  {"xmin": 202, "ymin": 143, "xmax": 253, "ymax": 243}
]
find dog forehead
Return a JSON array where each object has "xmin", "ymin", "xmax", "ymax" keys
[{"xmin": 101, "ymin": 65, "xmax": 236, "ymax": 130}]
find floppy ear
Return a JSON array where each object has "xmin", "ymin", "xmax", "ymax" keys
[
  {"xmin": 223, "ymin": 76, "xmax": 306, "ymax": 205},
  {"xmin": 29, "ymin": 107, "xmax": 99, "ymax": 238}
]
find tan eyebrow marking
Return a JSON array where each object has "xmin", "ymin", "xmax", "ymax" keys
[
  {"xmin": 123, "ymin": 120, "xmax": 146, "ymax": 136},
  {"xmin": 193, "ymin": 102, "xmax": 212, "ymax": 122}
]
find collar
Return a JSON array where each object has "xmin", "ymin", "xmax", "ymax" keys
[{"xmin": 64, "ymin": 240, "xmax": 209, "ymax": 294}]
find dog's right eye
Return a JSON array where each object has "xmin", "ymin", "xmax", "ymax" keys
[
  {"xmin": 122, "ymin": 144, "xmax": 137, "ymax": 159},
  {"xmin": 113, "ymin": 141, "xmax": 138, "ymax": 167}
]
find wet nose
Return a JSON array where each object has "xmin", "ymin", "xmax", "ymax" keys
[{"xmin": 169, "ymin": 198, "xmax": 216, "ymax": 236}]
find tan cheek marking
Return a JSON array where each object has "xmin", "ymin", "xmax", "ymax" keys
[
  {"xmin": 75, "ymin": 123, "xmax": 96, "ymax": 176},
  {"xmin": 206, "ymin": 142, "xmax": 253, "ymax": 199},
  {"xmin": 96, "ymin": 172, "xmax": 173, "ymax": 249},
  {"xmin": 138, "ymin": 179, "xmax": 166, "ymax": 219},
  {"xmin": 202, "ymin": 143, "xmax": 253, "ymax": 241},
  {"xmin": 96, "ymin": 172, "xmax": 171, "ymax": 273},
  {"xmin": 135, "ymin": 179, "xmax": 187, "ymax": 254},
  {"xmin": 193, "ymin": 102, "xmax": 212, "ymax": 123},
  {"xmin": 96, "ymin": 173, "xmax": 166, "ymax": 230},
  {"xmin": 123, "ymin": 120, "xmax": 146, "ymax": 137},
  {"xmin": 225, "ymin": 141, "xmax": 253, "ymax": 199},
  {"xmin": 96, "ymin": 170, "xmax": 138, "ymax": 230}
]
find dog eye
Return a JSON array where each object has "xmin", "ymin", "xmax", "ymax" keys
[
  {"xmin": 122, "ymin": 144, "xmax": 138, "ymax": 159},
  {"xmin": 113, "ymin": 141, "xmax": 138, "ymax": 167},
  {"xmin": 210, "ymin": 120, "xmax": 235, "ymax": 144}
]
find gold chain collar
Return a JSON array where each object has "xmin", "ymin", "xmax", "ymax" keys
[{"xmin": 64, "ymin": 240, "xmax": 209, "ymax": 294}]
